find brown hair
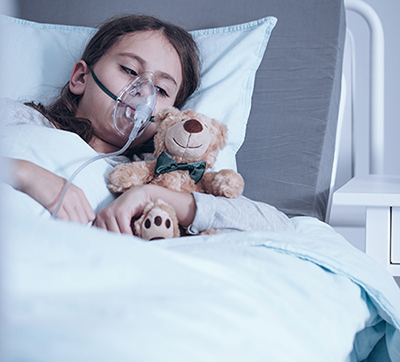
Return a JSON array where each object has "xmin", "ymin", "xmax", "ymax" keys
[{"xmin": 27, "ymin": 14, "xmax": 200, "ymax": 144}]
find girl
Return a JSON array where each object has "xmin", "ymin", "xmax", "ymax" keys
[{"xmin": 4, "ymin": 14, "xmax": 293, "ymax": 234}]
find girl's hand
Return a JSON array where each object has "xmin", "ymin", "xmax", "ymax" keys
[
  {"xmin": 94, "ymin": 184, "xmax": 196, "ymax": 235},
  {"xmin": 10, "ymin": 158, "xmax": 95, "ymax": 224},
  {"xmin": 93, "ymin": 185, "xmax": 152, "ymax": 235}
]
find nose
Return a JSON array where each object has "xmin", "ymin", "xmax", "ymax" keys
[
  {"xmin": 184, "ymin": 119, "xmax": 203, "ymax": 133},
  {"xmin": 129, "ymin": 85, "xmax": 142, "ymax": 98}
]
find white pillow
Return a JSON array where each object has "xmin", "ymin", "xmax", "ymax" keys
[
  {"xmin": 183, "ymin": 18, "xmax": 277, "ymax": 170},
  {"xmin": 0, "ymin": 15, "xmax": 276, "ymax": 171}
]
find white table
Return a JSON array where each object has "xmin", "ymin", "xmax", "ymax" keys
[{"xmin": 333, "ymin": 174, "xmax": 400, "ymax": 277}]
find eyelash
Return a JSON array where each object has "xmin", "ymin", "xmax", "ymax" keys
[
  {"xmin": 121, "ymin": 65, "xmax": 138, "ymax": 77},
  {"xmin": 155, "ymin": 86, "xmax": 168, "ymax": 98},
  {"xmin": 121, "ymin": 66, "xmax": 169, "ymax": 98}
]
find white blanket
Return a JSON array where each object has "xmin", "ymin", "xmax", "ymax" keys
[{"xmin": 1, "ymin": 209, "xmax": 399, "ymax": 361}]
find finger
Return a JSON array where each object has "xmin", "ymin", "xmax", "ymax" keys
[
  {"xmin": 76, "ymin": 207, "xmax": 95, "ymax": 225},
  {"xmin": 94, "ymin": 209, "xmax": 133, "ymax": 235},
  {"xmin": 81, "ymin": 198, "xmax": 95, "ymax": 223},
  {"xmin": 93, "ymin": 216, "xmax": 106, "ymax": 229},
  {"xmin": 67, "ymin": 189, "xmax": 95, "ymax": 225},
  {"xmin": 78, "ymin": 203, "xmax": 95, "ymax": 225},
  {"xmin": 104, "ymin": 217, "xmax": 123, "ymax": 234},
  {"xmin": 53, "ymin": 207, "xmax": 69, "ymax": 221},
  {"xmin": 61, "ymin": 196, "xmax": 86, "ymax": 224},
  {"xmin": 67, "ymin": 205, "xmax": 86, "ymax": 224},
  {"xmin": 95, "ymin": 208, "xmax": 122, "ymax": 233},
  {"xmin": 51, "ymin": 203, "xmax": 80, "ymax": 223},
  {"xmin": 116, "ymin": 215, "xmax": 134, "ymax": 235}
]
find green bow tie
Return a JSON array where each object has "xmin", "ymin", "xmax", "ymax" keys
[{"xmin": 155, "ymin": 151, "xmax": 206, "ymax": 184}]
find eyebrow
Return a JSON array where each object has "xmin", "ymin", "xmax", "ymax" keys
[{"xmin": 118, "ymin": 53, "xmax": 178, "ymax": 87}]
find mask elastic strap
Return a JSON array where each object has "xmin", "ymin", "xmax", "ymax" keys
[{"xmin": 88, "ymin": 65, "xmax": 120, "ymax": 102}]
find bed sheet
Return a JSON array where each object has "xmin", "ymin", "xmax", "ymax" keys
[{"xmin": 1, "ymin": 208, "xmax": 399, "ymax": 362}]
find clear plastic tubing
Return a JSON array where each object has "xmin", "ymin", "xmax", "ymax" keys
[{"xmin": 51, "ymin": 109, "xmax": 150, "ymax": 220}]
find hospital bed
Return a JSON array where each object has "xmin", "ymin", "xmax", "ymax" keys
[{"xmin": 0, "ymin": 0, "xmax": 399, "ymax": 360}]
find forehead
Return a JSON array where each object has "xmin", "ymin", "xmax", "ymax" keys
[
  {"xmin": 110, "ymin": 31, "xmax": 182, "ymax": 81},
  {"xmin": 113, "ymin": 31, "xmax": 173, "ymax": 53}
]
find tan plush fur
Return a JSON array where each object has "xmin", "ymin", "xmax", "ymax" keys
[
  {"xmin": 134, "ymin": 199, "xmax": 180, "ymax": 240},
  {"xmin": 108, "ymin": 107, "xmax": 244, "ymax": 239}
]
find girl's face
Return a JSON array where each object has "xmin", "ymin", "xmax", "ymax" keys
[{"xmin": 71, "ymin": 31, "xmax": 183, "ymax": 153}]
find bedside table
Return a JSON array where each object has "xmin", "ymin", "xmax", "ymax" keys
[{"xmin": 333, "ymin": 174, "xmax": 400, "ymax": 277}]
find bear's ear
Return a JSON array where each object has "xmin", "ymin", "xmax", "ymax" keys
[{"xmin": 154, "ymin": 106, "xmax": 180, "ymax": 124}]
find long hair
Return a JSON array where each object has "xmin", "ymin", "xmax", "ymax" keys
[{"xmin": 27, "ymin": 14, "xmax": 200, "ymax": 145}]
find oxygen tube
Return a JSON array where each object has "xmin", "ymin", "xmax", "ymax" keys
[{"xmin": 51, "ymin": 70, "xmax": 157, "ymax": 219}]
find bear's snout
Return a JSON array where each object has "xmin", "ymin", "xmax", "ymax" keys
[
  {"xmin": 164, "ymin": 117, "xmax": 211, "ymax": 158},
  {"xmin": 184, "ymin": 119, "xmax": 203, "ymax": 133}
]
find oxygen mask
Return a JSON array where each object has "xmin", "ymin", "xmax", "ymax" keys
[
  {"xmin": 112, "ymin": 71, "xmax": 157, "ymax": 140},
  {"xmin": 89, "ymin": 66, "xmax": 157, "ymax": 140}
]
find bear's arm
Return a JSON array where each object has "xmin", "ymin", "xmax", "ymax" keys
[
  {"xmin": 201, "ymin": 169, "xmax": 244, "ymax": 199},
  {"xmin": 107, "ymin": 160, "xmax": 157, "ymax": 194}
]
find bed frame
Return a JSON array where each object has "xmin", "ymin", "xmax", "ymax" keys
[{"xmin": 328, "ymin": 0, "xmax": 385, "ymax": 224}]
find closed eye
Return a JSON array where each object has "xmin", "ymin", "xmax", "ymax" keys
[
  {"xmin": 122, "ymin": 65, "xmax": 169, "ymax": 98},
  {"xmin": 121, "ymin": 65, "xmax": 138, "ymax": 77},
  {"xmin": 156, "ymin": 86, "xmax": 169, "ymax": 98}
]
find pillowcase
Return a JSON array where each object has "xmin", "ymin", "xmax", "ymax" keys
[
  {"xmin": 0, "ymin": 15, "xmax": 276, "ymax": 171},
  {"xmin": 183, "ymin": 18, "xmax": 277, "ymax": 170}
]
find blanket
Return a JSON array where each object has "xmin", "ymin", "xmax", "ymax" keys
[{"xmin": 1, "ymin": 208, "xmax": 399, "ymax": 361}]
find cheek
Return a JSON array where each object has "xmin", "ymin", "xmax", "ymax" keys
[
  {"xmin": 145, "ymin": 122, "xmax": 158, "ymax": 138},
  {"xmin": 154, "ymin": 98, "xmax": 177, "ymax": 115}
]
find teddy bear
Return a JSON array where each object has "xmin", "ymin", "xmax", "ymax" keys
[{"xmin": 107, "ymin": 106, "xmax": 244, "ymax": 240}]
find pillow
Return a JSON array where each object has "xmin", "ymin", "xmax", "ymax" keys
[
  {"xmin": 0, "ymin": 15, "xmax": 277, "ymax": 171},
  {"xmin": 183, "ymin": 18, "xmax": 277, "ymax": 170}
]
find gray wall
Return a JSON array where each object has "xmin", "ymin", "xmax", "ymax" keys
[{"xmin": 15, "ymin": 0, "xmax": 289, "ymax": 29}]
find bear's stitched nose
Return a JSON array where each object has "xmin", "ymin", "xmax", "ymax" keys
[{"xmin": 184, "ymin": 119, "xmax": 203, "ymax": 133}]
